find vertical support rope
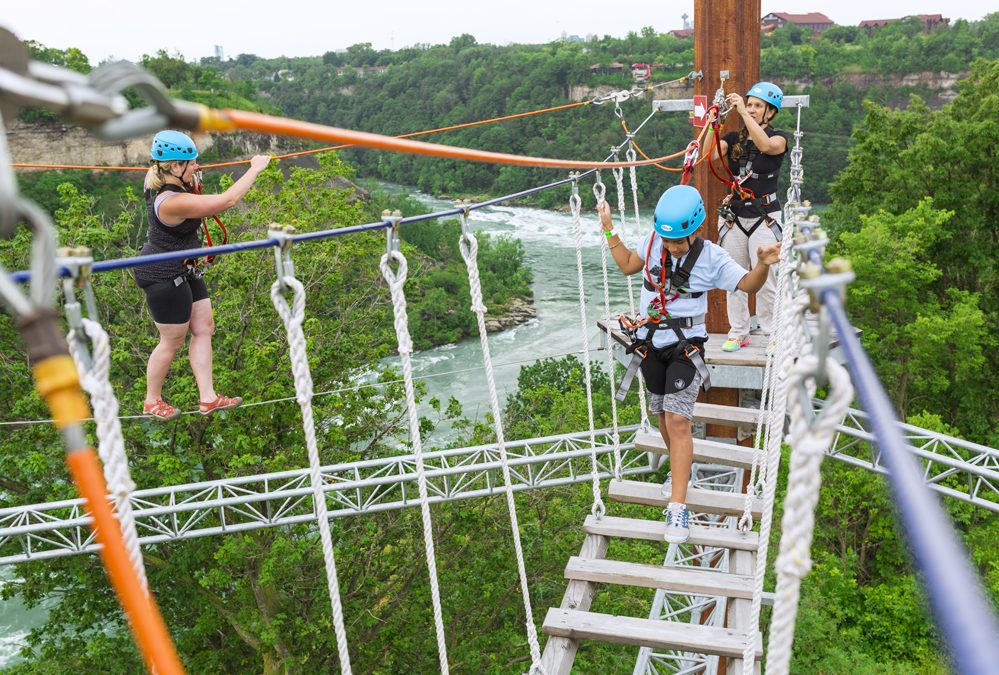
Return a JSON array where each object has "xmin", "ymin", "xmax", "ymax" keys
[
  {"xmin": 623, "ymin": 146, "xmax": 651, "ymax": 430},
  {"xmin": 379, "ymin": 248, "xmax": 451, "ymax": 674},
  {"xmin": 67, "ymin": 319, "xmax": 147, "ymax": 593},
  {"xmin": 765, "ymin": 353, "xmax": 853, "ymax": 675},
  {"xmin": 457, "ymin": 216, "xmax": 544, "ymax": 673},
  {"xmin": 270, "ymin": 276, "xmax": 353, "ymax": 675},
  {"xmin": 592, "ymin": 174, "xmax": 623, "ymax": 480},
  {"xmin": 741, "ymin": 105, "xmax": 810, "ymax": 672},
  {"xmin": 569, "ymin": 179, "xmax": 605, "ymax": 519}
]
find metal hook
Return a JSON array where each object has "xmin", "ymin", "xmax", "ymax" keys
[
  {"xmin": 268, "ymin": 224, "xmax": 297, "ymax": 291},
  {"xmin": 383, "ymin": 209, "xmax": 403, "ymax": 259}
]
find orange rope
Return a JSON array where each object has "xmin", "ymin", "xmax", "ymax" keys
[
  {"xmin": 621, "ymin": 115, "xmax": 712, "ymax": 172},
  {"xmin": 11, "ymin": 100, "xmax": 593, "ymax": 172},
  {"xmin": 199, "ymin": 108, "xmax": 688, "ymax": 170}
]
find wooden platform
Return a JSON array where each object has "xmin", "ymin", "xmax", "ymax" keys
[{"xmin": 540, "ymin": 400, "xmax": 766, "ymax": 674}]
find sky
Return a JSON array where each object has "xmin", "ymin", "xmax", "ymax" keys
[{"xmin": 3, "ymin": 1, "xmax": 992, "ymax": 64}]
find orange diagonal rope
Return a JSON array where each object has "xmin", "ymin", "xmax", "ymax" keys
[
  {"xmin": 202, "ymin": 100, "xmax": 593, "ymax": 169},
  {"xmin": 10, "ymin": 100, "xmax": 594, "ymax": 172},
  {"xmin": 197, "ymin": 107, "xmax": 689, "ymax": 169}
]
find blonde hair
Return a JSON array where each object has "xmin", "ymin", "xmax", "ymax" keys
[{"xmin": 144, "ymin": 161, "xmax": 184, "ymax": 191}]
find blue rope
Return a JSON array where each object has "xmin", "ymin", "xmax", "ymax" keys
[{"xmin": 823, "ymin": 289, "xmax": 999, "ymax": 674}]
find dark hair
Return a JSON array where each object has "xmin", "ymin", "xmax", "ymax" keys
[{"xmin": 729, "ymin": 104, "xmax": 778, "ymax": 161}]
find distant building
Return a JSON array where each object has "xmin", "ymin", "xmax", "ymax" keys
[
  {"xmin": 760, "ymin": 12, "xmax": 835, "ymax": 33},
  {"xmin": 589, "ymin": 62, "xmax": 627, "ymax": 75},
  {"xmin": 859, "ymin": 14, "xmax": 949, "ymax": 32},
  {"xmin": 214, "ymin": 45, "xmax": 224, "ymax": 61},
  {"xmin": 668, "ymin": 28, "xmax": 694, "ymax": 39}
]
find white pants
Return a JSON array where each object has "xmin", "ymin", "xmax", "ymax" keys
[{"xmin": 717, "ymin": 212, "xmax": 782, "ymax": 338}]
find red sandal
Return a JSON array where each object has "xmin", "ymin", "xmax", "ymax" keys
[
  {"xmin": 199, "ymin": 395, "xmax": 243, "ymax": 415},
  {"xmin": 143, "ymin": 400, "xmax": 181, "ymax": 421}
]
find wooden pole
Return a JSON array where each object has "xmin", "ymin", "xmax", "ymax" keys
[{"xmin": 693, "ymin": 0, "xmax": 761, "ymax": 440}]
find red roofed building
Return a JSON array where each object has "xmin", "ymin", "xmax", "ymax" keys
[
  {"xmin": 859, "ymin": 14, "xmax": 950, "ymax": 32},
  {"xmin": 669, "ymin": 29, "xmax": 695, "ymax": 39},
  {"xmin": 761, "ymin": 12, "xmax": 835, "ymax": 33}
]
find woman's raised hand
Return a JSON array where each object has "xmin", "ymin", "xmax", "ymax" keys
[{"xmin": 249, "ymin": 155, "xmax": 271, "ymax": 172}]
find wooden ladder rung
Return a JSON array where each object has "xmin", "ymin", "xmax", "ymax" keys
[
  {"xmin": 543, "ymin": 608, "xmax": 763, "ymax": 659},
  {"xmin": 609, "ymin": 480, "xmax": 763, "ymax": 518},
  {"xmin": 582, "ymin": 514, "xmax": 759, "ymax": 551},
  {"xmin": 565, "ymin": 556, "xmax": 755, "ymax": 599},
  {"xmin": 634, "ymin": 431, "xmax": 757, "ymax": 470}
]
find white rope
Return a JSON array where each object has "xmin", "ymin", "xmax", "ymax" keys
[
  {"xmin": 741, "ymin": 107, "xmax": 812, "ymax": 672},
  {"xmin": 593, "ymin": 173, "xmax": 623, "ymax": 480},
  {"xmin": 379, "ymin": 248, "xmax": 451, "ymax": 673},
  {"xmin": 569, "ymin": 179, "xmax": 605, "ymax": 519},
  {"xmin": 458, "ymin": 219, "xmax": 544, "ymax": 674},
  {"xmin": 67, "ymin": 319, "xmax": 147, "ymax": 593},
  {"xmin": 270, "ymin": 275, "xmax": 353, "ymax": 675},
  {"xmin": 765, "ymin": 352, "xmax": 853, "ymax": 675},
  {"xmin": 622, "ymin": 146, "xmax": 650, "ymax": 430}
]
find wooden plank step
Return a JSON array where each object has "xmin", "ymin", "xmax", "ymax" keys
[
  {"xmin": 543, "ymin": 608, "xmax": 763, "ymax": 659},
  {"xmin": 582, "ymin": 514, "xmax": 759, "ymax": 551},
  {"xmin": 608, "ymin": 480, "xmax": 763, "ymax": 518},
  {"xmin": 565, "ymin": 556, "xmax": 755, "ymax": 599},
  {"xmin": 634, "ymin": 430, "xmax": 757, "ymax": 469},
  {"xmin": 692, "ymin": 401, "xmax": 761, "ymax": 428}
]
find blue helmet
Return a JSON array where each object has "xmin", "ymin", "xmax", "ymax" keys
[
  {"xmin": 746, "ymin": 81, "xmax": 783, "ymax": 111},
  {"xmin": 151, "ymin": 130, "xmax": 198, "ymax": 161},
  {"xmin": 653, "ymin": 185, "xmax": 706, "ymax": 239}
]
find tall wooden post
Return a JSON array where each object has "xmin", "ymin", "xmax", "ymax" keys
[{"xmin": 693, "ymin": 0, "xmax": 761, "ymax": 438}]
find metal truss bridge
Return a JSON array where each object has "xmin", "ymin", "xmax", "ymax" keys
[{"xmin": 1, "ymin": 407, "xmax": 996, "ymax": 565}]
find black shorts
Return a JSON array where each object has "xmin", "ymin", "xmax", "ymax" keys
[
  {"xmin": 140, "ymin": 275, "xmax": 209, "ymax": 324},
  {"xmin": 639, "ymin": 339, "xmax": 706, "ymax": 395}
]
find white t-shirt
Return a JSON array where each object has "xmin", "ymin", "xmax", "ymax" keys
[{"xmin": 635, "ymin": 232, "xmax": 747, "ymax": 348}]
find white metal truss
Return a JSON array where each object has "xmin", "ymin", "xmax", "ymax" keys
[
  {"xmin": 633, "ymin": 466, "xmax": 742, "ymax": 675},
  {"xmin": 825, "ymin": 404, "xmax": 999, "ymax": 512},
  {"xmin": 1, "ymin": 406, "xmax": 996, "ymax": 566},
  {"xmin": 0, "ymin": 427, "xmax": 651, "ymax": 565}
]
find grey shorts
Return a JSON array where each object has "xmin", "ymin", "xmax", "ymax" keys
[{"xmin": 648, "ymin": 372, "xmax": 702, "ymax": 420}]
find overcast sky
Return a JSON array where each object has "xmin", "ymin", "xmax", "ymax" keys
[{"xmin": 3, "ymin": 1, "xmax": 991, "ymax": 64}]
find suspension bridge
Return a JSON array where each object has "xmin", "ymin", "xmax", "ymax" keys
[{"xmin": 0, "ymin": 12, "xmax": 997, "ymax": 675}]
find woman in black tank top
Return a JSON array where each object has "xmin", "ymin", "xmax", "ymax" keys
[
  {"xmin": 138, "ymin": 130, "xmax": 271, "ymax": 421},
  {"xmin": 709, "ymin": 81, "xmax": 789, "ymax": 353}
]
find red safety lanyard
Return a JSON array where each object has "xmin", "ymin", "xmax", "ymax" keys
[
  {"xmin": 643, "ymin": 235, "xmax": 680, "ymax": 313},
  {"xmin": 191, "ymin": 171, "xmax": 228, "ymax": 264}
]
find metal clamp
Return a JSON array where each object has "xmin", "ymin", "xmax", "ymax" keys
[
  {"xmin": 383, "ymin": 209, "xmax": 403, "ymax": 259},
  {"xmin": 268, "ymin": 225, "xmax": 298, "ymax": 291}
]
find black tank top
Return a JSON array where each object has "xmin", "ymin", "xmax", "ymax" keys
[{"xmin": 134, "ymin": 184, "xmax": 203, "ymax": 286}]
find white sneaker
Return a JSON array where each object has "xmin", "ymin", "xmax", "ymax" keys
[
  {"xmin": 659, "ymin": 471, "xmax": 673, "ymax": 498},
  {"xmin": 663, "ymin": 503, "xmax": 690, "ymax": 544}
]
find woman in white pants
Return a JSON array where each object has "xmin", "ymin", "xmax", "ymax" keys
[{"xmin": 713, "ymin": 82, "xmax": 789, "ymax": 352}]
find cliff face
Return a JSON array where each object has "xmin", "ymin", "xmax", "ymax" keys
[
  {"xmin": 569, "ymin": 70, "xmax": 964, "ymax": 105},
  {"xmin": 7, "ymin": 119, "xmax": 287, "ymax": 169}
]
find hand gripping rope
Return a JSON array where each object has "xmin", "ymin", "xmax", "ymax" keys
[
  {"xmin": 591, "ymin": 173, "xmax": 624, "ymax": 480},
  {"xmin": 268, "ymin": 226, "xmax": 353, "ymax": 675},
  {"xmin": 568, "ymin": 178, "xmax": 605, "ymax": 520},
  {"xmin": 378, "ymin": 213, "xmax": 451, "ymax": 673},
  {"xmin": 456, "ymin": 206, "xmax": 545, "ymax": 674},
  {"xmin": 61, "ymin": 248, "xmax": 148, "ymax": 593},
  {"xmin": 0, "ymin": 89, "xmax": 182, "ymax": 671}
]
